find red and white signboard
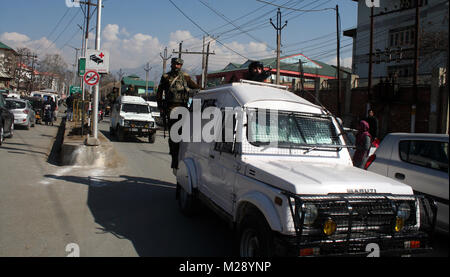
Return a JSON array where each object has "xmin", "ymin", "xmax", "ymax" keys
[
  {"xmin": 83, "ymin": 70, "xmax": 100, "ymax": 86},
  {"xmin": 86, "ymin": 49, "xmax": 109, "ymax": 74}
]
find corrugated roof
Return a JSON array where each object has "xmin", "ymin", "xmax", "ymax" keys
[
  {"xmin": 0, "ymin": 41, "xmax": 16, "ymax": 53},
  {"xmin": 208, "ymin": 53, "xmax": 344, "ymax": 78}
]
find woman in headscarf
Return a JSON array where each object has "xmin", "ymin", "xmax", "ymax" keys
[{"xmin": 352, "ymin": 120, "xmax": 372, "ymax": 168}]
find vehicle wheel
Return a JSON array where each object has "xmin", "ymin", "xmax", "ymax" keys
[
  {"xmin": 177, "ymin": 183, "xmax": 196, "ymax": 216},
  {"xmin": 116, "ymin": 126, "xmax": 124, "ymax": 142},
  {"xmin": 25, "ymin": 120, "xmax": 31, "ymax": 130},
  {"xmin": 148, "ymin": 133, "xmax": 155, "ymax": 143},
  {"xmin": 238, "ymin": 209, "xmax": 274, "ymax": 258}
]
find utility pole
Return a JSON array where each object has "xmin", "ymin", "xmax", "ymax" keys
[
  {"xmin": 29, "ymin": 53, "xmax": 37, "ymax": 93},
  {"xmin": 204, "ymin": 41, "xmax": 211, "ymax": 89},
  {"xmin": 336, "ymin": 4, "xmax": 341, "ymax": 117},
  {"xmin": 160, "ymin": 47, "xmax": 171, "ymax": 74},
  {"xmin": 411, "ymin": 0, "xmax": 420, "ymax": 133},
  {"xmin": 117, "ymin": 68, "xmax": 125, "ymax": 96},
  {"xmin": 144, "ymin": 62, "xmax": 152, "ymax": 98},
  {"xmin": 368, "ymin": 6, "xmax": 374, "ymax": 106},
  {"xmin": 270, "ymin": 8, "xmax": 287, "ymax": 85},
  {"xmin": 69, "ymin": 46, "xmax": 80, "ymax": 86},
  {"xmin": 173, "ymin": 38, "xmax": 215, "ymax": 89},
  {"xmin": 91, "ymin": 0, "xmax": 102, "ymax": 142},
  {"xmin": 298, "ymin": 59, "xmax": 306, "ymax": 92},
  {"xmin": 175, "ymin": 41, "xmax": 183, "ymax": 59},
  {"xmin": 201, "ymin": 36, "xmax": 206, "ymax": 88}
]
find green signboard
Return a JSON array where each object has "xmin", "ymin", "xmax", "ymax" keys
[
  {"xmin": 78, "ymin": 57, "xmax": 86, "ymax": 76},
  {"xmin": 69, "ymin": 86, "xmax": 82, "ymax": 95}
]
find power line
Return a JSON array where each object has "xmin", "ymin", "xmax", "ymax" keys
[{"xmin": 168, "ymin": 0, "xmax": 250, "ymax": 60}]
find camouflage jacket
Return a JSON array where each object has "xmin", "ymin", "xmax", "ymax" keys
[{"xmin": 157, "ymin": 70, "xmax": 199, "ymax": 110}]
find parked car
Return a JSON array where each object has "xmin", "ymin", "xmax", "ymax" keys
[
  {"xmin": 110, "ymin": 96, "xmax": 157, "ymax": 143},
  {"xmin": 5, "ymin": 99, "xmax": 36, "ymax": 129},
  {"xmin": 366, "ymin": 133, "xmax": 449, "ymax": 234},
  {"xmin": 0, "ymin": 93, "xmax": 14, "ymax": 145},
  {"xmin": 175, "ymin": 81, "xmax": 437, "ymax": 257}
]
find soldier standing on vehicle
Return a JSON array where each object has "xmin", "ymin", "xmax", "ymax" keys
[
  {"xmin": 245, "ymin": 61, "xmax": 272, "ymax": 82},
  {"xmin": 157, "ymin": 58, "xmax": 199, "ymax": 174}
]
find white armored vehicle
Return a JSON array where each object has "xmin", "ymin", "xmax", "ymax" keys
[{"xmin": 175, "ymin": 80, "xmax": 437, "ymax": 257}]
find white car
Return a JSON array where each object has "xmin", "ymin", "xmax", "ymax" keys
[
  {"xmin": 366, "ymin": 133, "xmax": 449, "ymax": 234},
  {"xmin": 175, "ymin": 80, "xmax": 436, "ymax": 257},
  {"xmin": 110, "ymin": 95, "xmax": 157, "ymax": 143},
  {"xmin": 5, "ymin": 99, "xmax": 35, "ymax": 129}
]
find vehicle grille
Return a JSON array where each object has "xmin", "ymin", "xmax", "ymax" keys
[
  {"xmin": 127, "ymin": 120, "xmax": 154, "ymax": 128},
  {"xmin": 287, "ymin": 194, "xmax": 419, "ymax": 241}
]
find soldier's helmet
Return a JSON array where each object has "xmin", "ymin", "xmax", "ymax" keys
[{"xmin": 171, "ymin": 58, "xmax": 184, "ymax": 65}]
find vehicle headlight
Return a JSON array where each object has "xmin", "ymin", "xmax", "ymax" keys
[
  {"xmin": 397, "ymin": 202, "xmax": 411, "ymax": 221},
  {"xmin": 301, "ymin": 203, "xmax": 318, "ymax": 225}
]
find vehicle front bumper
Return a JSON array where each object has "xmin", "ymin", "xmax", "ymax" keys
[{"xmin": 274, "ymin": 231, "xmax": 432, "ymax": 257}]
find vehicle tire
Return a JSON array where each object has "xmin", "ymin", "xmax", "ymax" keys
[
  {"xmin": 116, "ymin": 126, "xmax": 124, "ymax": 142},
  {"xmin": 148, "ymin": 132, "xmax": 155, "ymax": 143},
  {"xmin": 177, "ymin": 183, "xmax": 196, "ymax": 216},
  {"xmin": 25, "ymin": 120, "xmax": 31, "ymax": 130},
  {"xmin": 238, "ymin": 209, "xmax": 275, "ymax": 258}
]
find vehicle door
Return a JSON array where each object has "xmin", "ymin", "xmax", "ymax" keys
[
  {"xmin": 206, "ymin": 109, "xmax": 240, "ymax": 214},
  {"xmin": 388, "ymin": 139, "xmax": 449, "ymax": 227}
]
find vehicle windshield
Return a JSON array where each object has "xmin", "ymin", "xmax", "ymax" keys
[
  {"xmin": 247, "ymin": 110, "xmax": 341, "ymax": 148},
  {"xmin": 121, "ymin": 103, "xmax": 149, "ymax": 114},
  {"xmin": 149, "ymin": 106, "xmax": 159, "ymax": 113},
  {"xmin": 6, "ymin": 100, "xmax": 26, "ymax": 109}
]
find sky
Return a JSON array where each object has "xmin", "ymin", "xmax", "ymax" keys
[{"xmin": 0, "ymin": 0, "xmax": 358, "ymax": 81}]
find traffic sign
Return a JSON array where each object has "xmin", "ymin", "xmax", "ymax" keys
[
  {"xmin": 83, "ymin": 70, "xmax": 100, "ymax": 86},
  {"xmin": 69, "ymin": 86, "xmax": 82, "ymax": 95},
  {"xmin": 78, "ymin": 57, "xmax": 86, "ymax": 76},
  {"xmin": 86, "ymin": 49, "xmax": 109, "ymax": 74}
]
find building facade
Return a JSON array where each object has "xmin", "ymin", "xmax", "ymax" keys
[{"xmin": 345, "ymin": 0, "xmax": 448, "ymax": 84}]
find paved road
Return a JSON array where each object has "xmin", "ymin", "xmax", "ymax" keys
[
  {"xmin": 0, "ymin": 117, "xmax": 233, "ymax": 257},
  {"xmin": 0, "ymin": 116, "xmax": 447, "ymax": 257}
]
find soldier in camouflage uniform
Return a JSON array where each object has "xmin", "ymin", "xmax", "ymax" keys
[{"xmin": 157, "ymin": 57, "xmax": 199, "ymax": 173}]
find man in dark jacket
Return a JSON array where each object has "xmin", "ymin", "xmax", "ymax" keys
[{"xmin": 245, "ymin": 61, "xmax": 272, "ymax": 82}]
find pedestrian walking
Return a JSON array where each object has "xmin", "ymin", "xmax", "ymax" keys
[{"xmin": 366, "ymin": 109, "xmax": 378, "ymax": 140}]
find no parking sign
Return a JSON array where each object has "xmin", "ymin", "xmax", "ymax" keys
[{"xmin": 83, "ymin": 70, "xmax": 100, "ymax": 86}]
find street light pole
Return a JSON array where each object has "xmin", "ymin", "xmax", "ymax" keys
[{"xmin": 92, "ymin": 0, "xmax": 102, "ymax": 142}]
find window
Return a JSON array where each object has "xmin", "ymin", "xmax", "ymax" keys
[
  {"xmin": 247, "ymin": 110, "xmax": 340, "ymax": 147},
  {"xmin": 389, "ymin": 26, "xmax": 414, "ymax": 47},
  {"xmin": 399, "ymin": 140, "xmax": 449, "ymax": 173},
  {"xmin": 214, "ymin": 111, "xmax": 237, "ymax": 154},
  {"xmin": 121, "ymin": 104, "xmax": 149, "ymax": 114}
]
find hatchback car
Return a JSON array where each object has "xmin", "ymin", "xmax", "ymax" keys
[
  {"xmin": 0, "ymin": 93, "xmax": 14, "ymax": 145},
  {"xmin": 6, "ymin": 99, "xmax": 35, "ymax": 129},
  {"xmin": 366, "ymin": 133, "xmax": 449, "ymax": 233}
]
